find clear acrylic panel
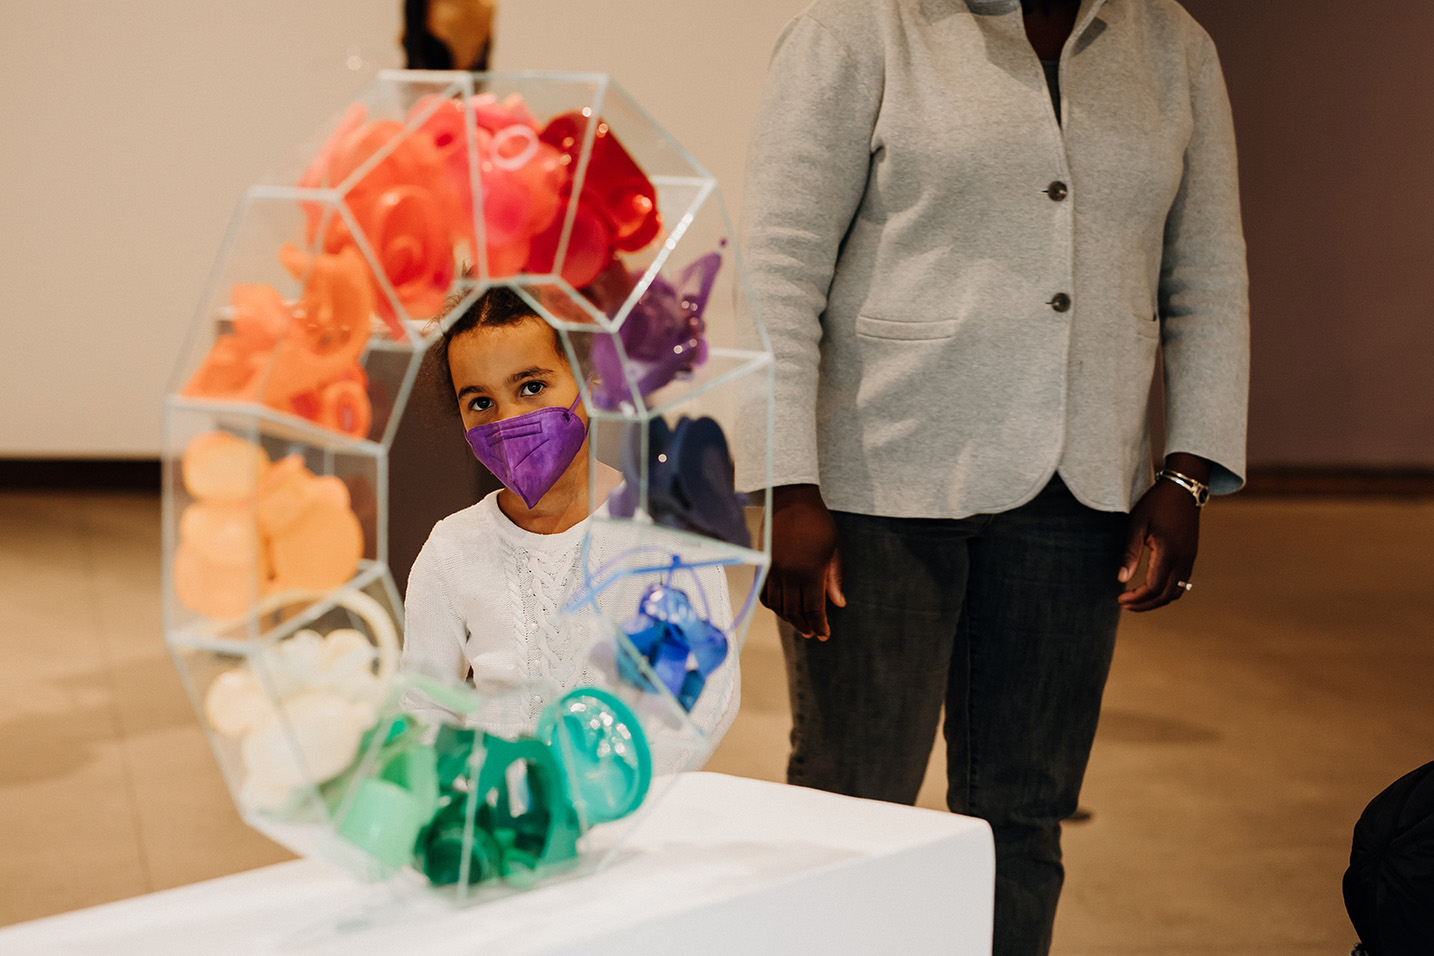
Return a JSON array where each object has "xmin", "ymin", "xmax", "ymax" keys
[
  {"xmin": 172, "ymin": 190, "xmax": 423, "ymax": 448},
  {"xmin": 163, "ymin": 407, "xmax": 389, "ymax": 646},
  {"xmin": 166, "ymin": 69, "xmax": 774, "ymax": 907},
  {"xmin": 259, "ymin": 73, "xmax": 469, "ymax": 192}
]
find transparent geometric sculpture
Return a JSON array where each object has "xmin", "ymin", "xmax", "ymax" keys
[{"xmin": 161, "ymin": 69, "xmax": 774, "ymax": 903}]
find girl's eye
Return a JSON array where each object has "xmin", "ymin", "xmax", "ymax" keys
[
  {"xmin": 519, "ymin": 381, "xmax": 545, "ymax": 397},
  {"xmin": 468, "ymin": 396, "xmax": 492, "ymax": 412}
]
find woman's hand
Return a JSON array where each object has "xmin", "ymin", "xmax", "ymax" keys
[
  {"xmin": 1117, "ymin": 454, "xmax": 1209, "ymax": 612},
  {"xmin": 761, "ymin": 484, "xmax": 847, "ymax": 639}
]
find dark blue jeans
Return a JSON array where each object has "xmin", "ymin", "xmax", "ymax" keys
[{"xmin": 781, "ymin": 477, "xmax": 1126, "ymax": 956}]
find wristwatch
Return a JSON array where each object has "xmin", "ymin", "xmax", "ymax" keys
[{"xmin": 1156, "ymin": 469, "xmax": 1210, "ymax": 509}]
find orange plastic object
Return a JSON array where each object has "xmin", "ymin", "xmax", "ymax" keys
[
  {"xmin": 304, "ymin": 114, "xmax": 464, "ymax": 331},
  {"xmin": 267, "ymin": 244, "xmax": 373, "ymax": 402},
  {"xmin": 182, "ymin": 283, "xmax": 289, "ymax": 402},
  {"xmin": 361, "ymin": 186, "xmax": 455, "ymax": 324},
  {"xmin": 182, "ymin": 245, "xmax": 375, "ymax": 439},
  {"xmin": 319, "ymin": 379, "xmax": 373, "ymax": 438}
]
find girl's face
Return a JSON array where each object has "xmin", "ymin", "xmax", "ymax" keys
[{"xmin": 447, "ymin": 317, "xmax": 583, "ymax": 432}]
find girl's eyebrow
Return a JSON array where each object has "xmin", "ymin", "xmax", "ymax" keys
[
  {"xmin": 456, "ymin": 366, "xmax": 554, "ymax": 400},
  {"xmin": 508, "ymin": 366, "xmax": 554, "ymax": 384}
]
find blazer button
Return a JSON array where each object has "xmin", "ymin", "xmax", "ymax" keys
[
  {"xmin": 1045, "ymin": 181, "xmax": 1069, "ymax": 201},
  {"xmin": 1049, "ymin": 292, "xmax": 1072, "ymax": 312}
]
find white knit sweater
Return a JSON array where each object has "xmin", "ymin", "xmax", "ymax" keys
[{"xmin": 401, "ymin": 490, "xmax": 740, "ymax": 774}]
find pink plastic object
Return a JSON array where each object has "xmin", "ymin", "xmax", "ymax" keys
[
  {"xmin": 404, "ymin": 93, "xmax": 568, "ymax": 282},
  {"xmin": 471, "ymin": 91, "xmax": 537, "ymax": 133}
]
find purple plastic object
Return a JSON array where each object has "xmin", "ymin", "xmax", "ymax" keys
[
  {"xmin": 465, "ymin": 394, "xmax": 588, "ymax": 509},
  {"xmin": 591, "ymin": 250, "xmax": 722, "ymax": 411},
  {"xmin": 608, "ymin": 415, "xmax": 749, "ymax": 548}
]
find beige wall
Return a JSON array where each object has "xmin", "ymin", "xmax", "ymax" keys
[
  {"xmin": 7, "ymin": 1, "xmax": 1429, "ymax": 467},
  {"xmin": 0, "ymin": 0, "xmax": 805, "ymax": 458},
  {"xmin": 0, "ymin": 2, "xmax": 404, "ymax": 456}
]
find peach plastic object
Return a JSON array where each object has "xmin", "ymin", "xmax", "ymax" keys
[
  {"xmin": 181, "ymin": 431, "xmax": 269, "ymax": 501},
  {"xmin": 267, "ymin": 472, "xmax": 364, "ymax": 592},
  {"xmin": 172, "ymin": 437, "xmax": 365, "ymax": 618}
]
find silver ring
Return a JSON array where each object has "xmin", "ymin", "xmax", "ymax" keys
[{"xmin": 1176, "ymin": 580, "xmax": 1193, "ymax": 592}]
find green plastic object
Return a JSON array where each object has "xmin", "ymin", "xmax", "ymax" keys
[
  {"xmin": 418, "ymin": 798, "xmax": 504, "ymax": 887},
  {"xmin": 333, "ymin": 716, "xmax": 440, "ymax": 871},
  {"xmin": 337, "ymin": 777, "xmax": 426, "ymax": 870},
  {"xmin": 338, "ymin": 686, "xmax": 652, "ymax": 890}
]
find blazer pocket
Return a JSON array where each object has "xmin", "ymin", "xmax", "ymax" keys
[
  {"xmin": 855, "ymin": 315, "xmax": 959, "ymax": 341},
  {"xmin": 1135, "ymin": 310, "xmax": 1161, "ymax": 339}
]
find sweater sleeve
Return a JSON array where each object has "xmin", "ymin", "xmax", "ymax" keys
[
  {"xmin": 738, "ymin": 10, "xmax": 883, "ymax": 490},
  {"xmin": 399, "ymin": 527, "xmax": 471, "ymax": 724},
  {"xmin": 1158, "ymin": 32, "xmax": 1250, "ymax": 494}
]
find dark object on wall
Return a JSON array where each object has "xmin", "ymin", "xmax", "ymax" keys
[
  {"xmin": 1344, "ymin": 760, "xmax": 1434, "ymax": 956},
  {"xmin": 402, "ymin": 0, "xmax": 493, "ymax": 71}
]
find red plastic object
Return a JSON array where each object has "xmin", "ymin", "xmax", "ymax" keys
[
  {"xmin": 525, "ymin": 202, "xmax": 613, "ymax": 290},
  {"xmin": 540, "ymin": 112, "xmax": 662, "ymax": 254}
]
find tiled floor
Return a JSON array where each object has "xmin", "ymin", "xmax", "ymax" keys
[{"xmin": 2, "ymin": 489, "xmax": 1431, "ymax": 954}]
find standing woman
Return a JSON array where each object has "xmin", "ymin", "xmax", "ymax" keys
[{"xmin": 740, "ymin": 0, "xmax": 1247, "ymax": 953}]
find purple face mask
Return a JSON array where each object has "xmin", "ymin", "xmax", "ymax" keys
[{"xmin": 464, "ymin": 393, "xmax": 588, "ymax": 510}]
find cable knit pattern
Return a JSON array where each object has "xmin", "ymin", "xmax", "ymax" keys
[{"xmin": 402, "ymin": 490, "xmax": 740, "ymax": 774}]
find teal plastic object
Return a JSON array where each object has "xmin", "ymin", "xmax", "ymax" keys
[
  {"xmin": 473, "ymin": 735, "xmax": 581, "ymax": 884},
  {"xmin": 417, "ymin": 728, "xmax": 580, "ymax": 886},
  {"xmin": 338, "ymin": 777, "xmax": 427, "ymax": 869},
  {"xmin": 541, "ymin": 687, "xmax": 652, "ymax": 827},
  {"xmin": 335, "ymin": 685, "xmax": 651, "ymax": 889}
]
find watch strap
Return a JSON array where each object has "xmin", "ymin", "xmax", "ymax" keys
[{"xmin": 1156, "ymin": 469, "xmax": 1210, "ymax": 508}]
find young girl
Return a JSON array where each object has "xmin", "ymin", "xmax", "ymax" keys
[{"xmin": 401, "ymin": 286, "xmax": 739, "ymax": 772}]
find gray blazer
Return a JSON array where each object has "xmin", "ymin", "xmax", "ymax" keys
[{"xmin": 738, "ymin": 0, "xmax": 1248, "ymax": 517}]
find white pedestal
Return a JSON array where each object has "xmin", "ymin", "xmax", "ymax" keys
[{"xmin": 0, "ymin": 772, "xmax": 994, "ymax": 955}]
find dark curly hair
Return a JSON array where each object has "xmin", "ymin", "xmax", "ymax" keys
[{"xmin": 427, "ymin": 287, "xmax": 591, "ymax": 414}]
